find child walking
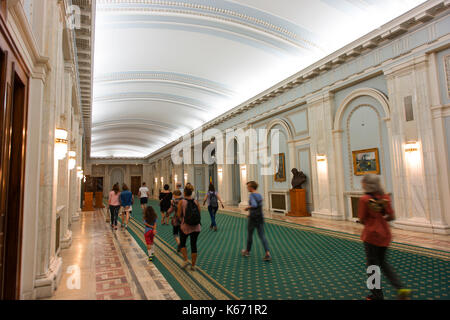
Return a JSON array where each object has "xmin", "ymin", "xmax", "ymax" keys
[
  {"xmin": 241, "ymin": 181, "xmax": 271, "ymax": 262},
  {"xmin": 144, "ymin": 206, "xmax": 158, "ymax": 262}
]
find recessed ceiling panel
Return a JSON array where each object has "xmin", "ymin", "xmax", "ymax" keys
[{"xmin": 92, "ymin": 0, "xmax": 426, "ymax": 158}]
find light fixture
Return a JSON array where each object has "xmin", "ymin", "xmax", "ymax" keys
[
  {"xmin": 241, "ymin": 165, "xmax": 247, "ymax": 178},
  {"xmin": 218, "ymin": 168, "xmax": 223, "ymax": 180},
  {"xmin": 69, "ymin": 151, "xmax": 77, "ymax": 170},
  {"xmin": 317, "ymin": 154, "xmax": 326, "ymax": 162},
  {"xmin": 174, "ymin": 174, "xmax": 178, "ymax": 183},
  {"xmin": 405, "ymin": 141, "xmax": 419, "ymax": 153},
  {"xmin": 155, "ymin": 178, "xmax": 158, "ymax": 184},
  {"xmin": 161, "ymin": 177, "xmax": 164, "ymax": 185},
  {"xmin": 184, "ymin": 173, "xmax": 188, "ymax": 183},
  {"xmin": 55, "ymin": 128, "xmax": 68, "ymax": 160}
]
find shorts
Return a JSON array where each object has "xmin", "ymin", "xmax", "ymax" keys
[
  {"xmin": 140, "ymin": 197, "xmax": 148, "ymax": 205},
  {"xmin": 123, "ymin": 206, "xmax": 132, "ymax": 213},
  {"xmin": 145, "ymin": 229, "xmax": 155, "ymax": 245}
]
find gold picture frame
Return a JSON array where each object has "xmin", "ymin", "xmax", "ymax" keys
[
  {"xmin": 274, "ymin": 153, "xmax": 286, "ymax": 182},
  {"xmin": 352, "ymin": 148, "xmax": 380, "ymax": 176}
]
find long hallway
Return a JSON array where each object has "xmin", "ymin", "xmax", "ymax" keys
[{"xmin": 51, "ymin": 199, "xmax": 450, "ymax": 300}]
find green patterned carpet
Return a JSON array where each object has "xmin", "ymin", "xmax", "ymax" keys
[{"xmin": 124, "ymin": 198, "xmax": 449, "ymax": 300}]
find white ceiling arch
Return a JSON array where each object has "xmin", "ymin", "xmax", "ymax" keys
[{"xmin": 92, "ymin": 0, "xmax": 426, "ymax": 158}]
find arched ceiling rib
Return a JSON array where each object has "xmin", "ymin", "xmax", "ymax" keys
[{"xmin": 92, "ymin": 0, "xmax": 426, "ymax": 158}]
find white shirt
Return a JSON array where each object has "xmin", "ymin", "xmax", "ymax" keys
[{"xmin": 139, "ymin": 186, "xmax": 149, "ymax": 198}]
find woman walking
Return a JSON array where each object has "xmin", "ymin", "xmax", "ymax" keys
[
  {"xmin": 358, "ymin": 174, "xmax": 411, "ymax": 300},
  {"xmin": 108, "ymin": 183, "xmax": 121, "ymax": 230},
  {"xmin": 177, "ymin": 184, "xmax": 201, "ymax": 271},
  {"xmin": 202, "ymin": 183, "xmax": 224, "ymax": 231},
  {"xmin": 159, "ymin": 184, "xmax": 172, "ymax": 225},
  {"xmin": 120, "ymin": 183, "xmax": 133, "ymax": 229},
  {"xmin": 143, "ymin": 206, "xmax": 158, "ymax": 262},
  {"xmin": 168, "ymin": 189, "xmax": 183, "ymax": 252}
]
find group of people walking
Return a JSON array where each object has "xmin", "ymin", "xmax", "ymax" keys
[{"xmin": 107, "ymin": 173, "xmax": 409, "ymax": 299}]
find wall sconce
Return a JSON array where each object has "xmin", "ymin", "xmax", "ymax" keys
[
  {"xmin": 218, "ymin": 168, "xmax": 223, "ymax": 180},
  {"xmin": 155, "ymin": 178, "xmax": 158, "ymax": 184},
  {"xmin": 174, "ymin": 174, "xmax": 178, "ymax": 184},
  {"xmin": 241, "ymin": 165, "xmax": 247, "ymax": 178},
  {"xmin": 69, "ymin": 151, "xmax": 76, "ymax": 170},
  {"xmin": 55, "ymin": 128, "xmax": 68, "ymax": 160},
  {"xmin": 77, "ymin": 167, "xmax": 84, "ymax": 180},
  {"xmin": 316, "ymin": 154, "xmax": 326, "ymax": 162},
  {"xmin": 405, "ymin": 141, "xmax": 419, "ymax": 153},
  {"xmin": 184, "ymin": 173, "xmax": 188, "ymax": 183},
  {"xmin": 161, "ymin": 177, "xmax": 164, "ymax": 185}
]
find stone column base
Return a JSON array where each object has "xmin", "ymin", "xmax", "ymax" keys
[
  {"xmin": 393, "ymin": 218, "xmax": 450, "ymax": 235},
  {"xmin": 72, "ymin": 209, "xmax": 81, "ymax": 221},
  {"xmin": 34, "ymin": 256, "xmax": 63, "ymax": 299},
  {"xmin": 60, "ymin": 230, "xmax": 73, "ymax": 249}
]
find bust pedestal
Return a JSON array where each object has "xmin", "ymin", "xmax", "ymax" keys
[{"xmin": 287, "ymin": 189, "xmax": 309, "ymax": 217}]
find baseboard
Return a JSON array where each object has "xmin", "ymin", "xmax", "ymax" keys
[
  {"xmin": 394, "ymin": 219, "xmax": 450, "ymax": 235},
  {"xmin": 34, "ymin": 256, "xmax": 63, "ymax": 299},
  {"xmin": 311, "ymin": 210, "xmax": 345, "ymax": 221}
]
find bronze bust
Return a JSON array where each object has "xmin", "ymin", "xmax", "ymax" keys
[{"xmin": 291, "ymin": 168, "xmax": 307, "ymax": 189}]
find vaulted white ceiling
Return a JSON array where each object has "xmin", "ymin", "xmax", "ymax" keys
[{"xmin": 92, "ymin": 0, "xmax": 426, "ymax": 158}]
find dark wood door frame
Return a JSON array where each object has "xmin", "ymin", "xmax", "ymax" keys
[{"xmin": 0, "ymin": 12, "xmax": 30, "ymax": 300}]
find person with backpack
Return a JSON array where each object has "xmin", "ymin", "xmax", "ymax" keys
[
  {"xmin": 177, "ymin": 184, "xmax": 201, "ymax": 271},
  {"xmin": 241, "ymin": 181, "xmax": 271, "ymax": 262},
  {"xmin": 159, "ymin": 184, "xmax": 173, "ymax": 225},
  {"xmin": 202, "ymin": 183, "xmax": 224, "ymax": 231},
  {"xmin": 358, "ymin": 174, "xmax": 411, "ymax": 300},
  {"xmin": 143, "ymin": 206, "xmax": 158, "ymax": 262},
  {"xmin": 168, "ymin": 189, "xmax": 183, "ymax": 252}
]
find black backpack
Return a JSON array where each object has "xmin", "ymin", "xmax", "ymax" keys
[
  {"xmin": 209, "ymin": 192, "xmax": 218, "ymax": 208},
  {"xmin": 184, "ymin": 199, "xmax": 201, "ymax": 226}
]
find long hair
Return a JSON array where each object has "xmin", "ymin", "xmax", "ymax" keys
[
  {"xmin": 122, "ymin": 183, "xmax": 129, "ymax": 191},
  {"xmin": 362, "ymin": 174, "xmax": 384, "ymax": 195},
  {"xmin": 184, "ymin": 184, "xmax": 194, "ymax": 197},
  {"xmin": 208, "ymin": 183, "xmax": 215, "ymax": 192},
  {"xmin": 144, "ymin": 206, "xmax": 157, "ymax": 225},
  {"xmin": 112, "ymin": 183, "xmax": 120, "ymax": 194}
]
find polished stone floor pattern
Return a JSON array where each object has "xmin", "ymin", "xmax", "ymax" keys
[{"xmin": 49, "ymin": 210, "xmax": 178, "ymax": 300}]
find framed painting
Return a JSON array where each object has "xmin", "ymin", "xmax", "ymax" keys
[
  {"xmin": 274, "ymin": 153, "xmax": 286, "ymax": 182},
  {"xmin": 352, "ymin": 148, "xmax": 380, "ymax": 176}
]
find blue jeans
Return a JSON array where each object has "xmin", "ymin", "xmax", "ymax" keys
[
  {"xmin": 246, "ymin": 217, "xmax": 270, "ymax": 253},
  {"xmin": 208, "ymin": 205, "xmax": 218, "ymax": 227}
]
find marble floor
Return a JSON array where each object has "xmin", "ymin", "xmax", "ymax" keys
[
  {"xmin": 48, "ymin": 209, "xmax": 178, "ymax": 300},
  {"xmin": 49, "ymin": 203, "xmax": 449, "ymax": 300}
]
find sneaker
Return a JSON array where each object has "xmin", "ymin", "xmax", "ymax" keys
[
  {"xmin": 181, "ymin": 261, "xmax": 189, "ymax": 269},
  {"xmin": 397, "ymin": 289, "xmax": 412, "ymax": 300},
  {"xmin": 263, "ymin": 255, "xmax": 272, "ymax": 262},
  {"xmin": 148, "ymin": 256, "xmax": 153, "ymax": 262},
  {"xmin": 241, "ymin": 250, "xmax": 250, "ymax": 257},
  {"xmin": 190, "ymin": 265, "xmax": 196, "ymax": 272}
]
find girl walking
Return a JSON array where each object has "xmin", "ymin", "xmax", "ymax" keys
[
  {"xmin": 177, "ymin": 184, "xmax": 201, "ymax": 271},
  {"xmin": 108, "ymin": 183, "xmax": 121, "ymax": 230},
  {"xmin": 202, "ymin": 183, "xmax": 224, "ymax": 231},
  {"xmin": 144, "ymin": 206, "xmax": 158, "ymax": 262},
  {"xmin": 159, "ymin": 184, "xmax": 173, "ymax": 225},
  {"xmin": 358, "ymin": 174, "xmax": 411, "ymax": 300}
]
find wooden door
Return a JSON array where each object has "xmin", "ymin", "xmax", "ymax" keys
[
  {"xmin": 131, "ymin": 176, "xmax": 141, "ymax": 195},
  {"xmin": 0, "ymin": 13, "xmax": 29, "ymax": 300}
]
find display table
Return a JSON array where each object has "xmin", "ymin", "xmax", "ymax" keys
[
  {"xmin": 95, "ymin": 192, "xmax": 105, "ymax": 208},
  {"xmin": 287, "ymin": 189, "xmax": 309, "ymax": 217},
  {"xmin": 82, "ymin": 192, "xmax": 95, "ymax": 211}
]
